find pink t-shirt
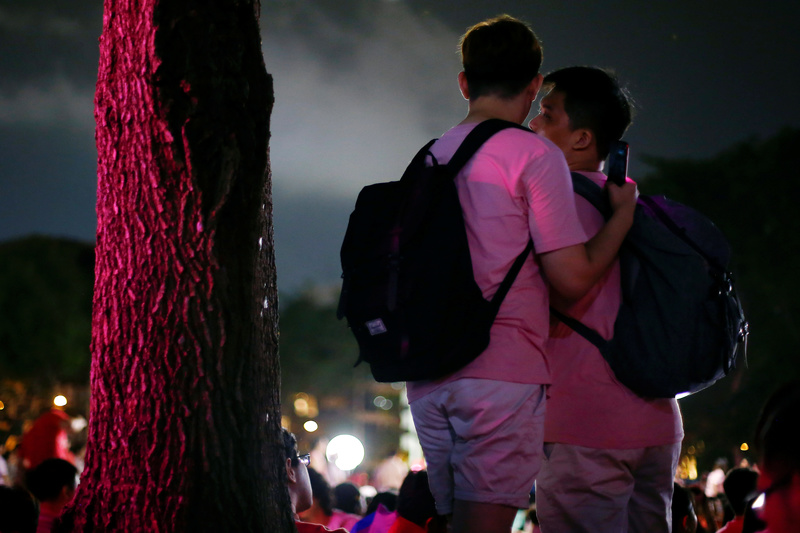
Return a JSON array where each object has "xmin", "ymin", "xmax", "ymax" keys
[
  {"xmin": 543, "ymin": 171, "xmax": 683, "ymax": 449},
  {"xmin": 407, "ymin": 123, "xmax": 587, "ymax": 402}
]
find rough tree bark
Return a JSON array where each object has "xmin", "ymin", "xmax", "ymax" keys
[{"xmin": 61, "ymin": 0, "xmax": 293, "ymax": 530}]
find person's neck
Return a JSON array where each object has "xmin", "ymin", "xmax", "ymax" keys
[
  {"xmin": 39, "ymin": 500, "xmax": 65, "ymax": 517},
  {"xmin": 460, "ymin": 97, "xmax": 527, "ymax": 126},
  {"xmin": 567, "ymin": 155, "xmax": 603, "ymax": 173},
  {"xmin": 298, "ymin": 504, "xmax": 330, "ymax": 525}
]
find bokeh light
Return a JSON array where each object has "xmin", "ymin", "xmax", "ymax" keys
[{"xmin": 326, "ymin": 434, "xmax": 365, "ymax": 471}]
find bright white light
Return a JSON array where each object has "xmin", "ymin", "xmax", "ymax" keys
[
  {"xmin": 71, "ymin": 416, "xmax": 88, "ymax": 432},
  {"xmin": 326, "ymin": 434, "xmax": 365, "ymax": 471},
  {"xmin": 675, "ymin": 392, "xmax": 692, "ymax": 400},
  {"xmin": 53, "ymin": 395, "xmax": 67, "ymax": 407},
  {"xmin": 752, "ymin": 493, "xmax": 765, "ymax": 510},
  {"xmin": 304, "ymin": 420, "xmax": 319, "ymax": 432}
]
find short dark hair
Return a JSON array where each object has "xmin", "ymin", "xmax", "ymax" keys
[
  {"xmin": 26, "ymin": 458, "xmax": 78, "ymax": 503},
  {"xmin": 307, "ymin": 468, "xmax": 334, "ymax": 515},
  {"xmin": 723, "ymin": 467, "xmax": 759, "ymax": 516},
  {"xmin": 334, "ymin": 482, "xmax": 362, "ymax": 515},
  {"xmin": 754, "ymin": 381, "xmax": 800, "ymax": 477},
  {"xmin": 366, "ymin": 491, "xmax": 398, "ymax": 515},
  {"xmin": 460, "ymin": 15, "xmax": 542, "ymax": 100},
  {"xmin": 282, "ymin": 427, "xmax": 300, "ymax": 466},
  {"xmin": 542, "ymin": 66, "xmax": 633, "ymax": 159},
  {"xmin": 0, "ymin": 486, "xmax": 39, "ymax": 533},
  {"xmin": 671, "ymin": 483, "xmax": 697, "ymax": 533},
  {"xmin": 397, "ymin": 470, "xmax": 437, "ymax": 527}
]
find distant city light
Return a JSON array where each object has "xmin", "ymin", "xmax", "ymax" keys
[
  {"xmin": 326, "ymin": 434, "xmax": 365, "ymax": 471},
  {"xmin": 740, "ymin": 442, "xmax": 749, "ymax": 451},
  {"xmin": 294, "ymin": 398, "xmax": 309, "ymax": 416},
  {"xmin": 304, "ymin": 420, "xmax": 319, "ymax": 432},
  {"xmin": 53, "ymin": 395, "xmax": 67, "ymax": 407},
  {"xmin": 373, "ymin": 396, "xmax": 394, "ymax": 410},
  {"xmin": 71, "ymin": 416, "xmax": 88, "ymax": 432},
  {"xmin": 293, "ymin": 392, "xmax": 318, "ymax": 417},
  {"xmin": 752, "ymin": 493, "xmax": 765, "ymax": 510}
]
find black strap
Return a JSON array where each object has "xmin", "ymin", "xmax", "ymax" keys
[
  {"xmin": 446, "ymin": 119, "xmax": 531, "ymax": 175},
  {"xmin": 436, "ymin": 119, "xmax": 535, "ymax": 317},
  {"xmin": 570, "ymin": 172, "xmax": 612, "ymax": 219},
  {"xmin": 490, "ymin": 240, "xmax": 533, "ymax": 317},
  {"xmin": 448, "ymin": 120, "xmax": 534, "ymax": 317},
  {"xmin": 550, "ymin": 306, "xmax": 608, "ymax": 351}
]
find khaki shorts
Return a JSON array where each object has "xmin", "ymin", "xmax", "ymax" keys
[
  {"xmin": 536, "ymin": 442, "xmax": 682, "ymax": 533},
  {"xmin": 409, "ymin": 379, "xmax": 546, "ymax": 515}
]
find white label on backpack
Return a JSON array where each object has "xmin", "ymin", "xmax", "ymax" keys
[{"xmin": 366, "ymin": 319, "xmax": 387, "ymax": 335}]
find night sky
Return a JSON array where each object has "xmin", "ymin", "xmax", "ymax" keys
[{"xmin": 1, "ymin": 0, "xmax": 798, "ymax": 293}]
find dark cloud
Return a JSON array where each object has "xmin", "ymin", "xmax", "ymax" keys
[{"xmin": 1, "ymin": 0, "xmax": 799, "ymax": 293}]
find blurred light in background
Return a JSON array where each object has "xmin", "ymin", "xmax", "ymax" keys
[
  {"xmin": 326, "ymin": 434, "xmax": 364, "ymax": 471},
  {"xmin": 293, "ymin": 392, "xmax": 319, "ymax": 418},
  {"xmin": 53, "ymin": 395, "xmax": 67, "ymax": 407},
  {"xmin": 304, "ymin": 420, "xmax": 319, "ymax": 432},
  {"xmin": 71, "ymin": 416, "xmax": 88, "ymax": 432},
  {"xmin": 740, "ymin": 442, "xmax": 749, "ymax": 451},
  {"xmin": 373, "ymin": 396, "xmax": 393, "ymax": 410}
]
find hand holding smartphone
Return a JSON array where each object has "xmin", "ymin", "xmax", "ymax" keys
[{"xmin": 607, "ymin": 140, "xmax": 629, "ymax": 186}]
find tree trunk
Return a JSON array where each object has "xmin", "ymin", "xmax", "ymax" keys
[{"xmin": 62, "ymin": 0, "xmax": 293, "ymax": 530}]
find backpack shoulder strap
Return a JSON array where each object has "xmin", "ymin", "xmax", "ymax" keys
[
  {"xmin": 449, "ymin": 119, "xmax": 534, "ymax": 318},
  {"xmin": 571, "ymin": 172, "xmax": 612, "ymax": 219},
  {"xmin": 550, "ymin": 306, "xmax": 608, "ymax": 351},
  {"xmin": 551, "ymin": 173, "xmax": 614, "ymax": 351},
  {"xmin": 447, "ymin": 119, "xmax": 531, "ymax": 175}
]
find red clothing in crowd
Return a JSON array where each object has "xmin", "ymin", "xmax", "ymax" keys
[{"xmin": 18, "ymin": 409, "xmax": 74, "ymax": 470}]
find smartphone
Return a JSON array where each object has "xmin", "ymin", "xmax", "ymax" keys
[{"xmin": 607, "ymin": 140, "xmax": 629, "ymax": 186}]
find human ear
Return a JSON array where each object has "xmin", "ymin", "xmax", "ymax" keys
[
  {"xmin": 285, "ymin": 458, "xmax": 296, "ymax": 483},
  {"xmin": 528, "ymin": 73, "xmax": 544, "ymax": 100},
  {"xmin": 458, "ymin": 71, "xmax": 470, "ymax": 100},
  {"xmin": 572, "ymin": 129, "xmax": 593, "ymax": 151}
]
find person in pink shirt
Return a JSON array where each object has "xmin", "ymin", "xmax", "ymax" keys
[
  {"xmin": 26, "ymin": 458, "xmax": 78, "ymax": 533},
  {"xmin": 407, "ymin": 18, "xmax": 637, "ymax": 533},
  {"xmin": 529, "ymin": 66, "xmax": 683, "ymax": 532}
]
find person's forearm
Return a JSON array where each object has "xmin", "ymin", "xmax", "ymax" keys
[
  {"xmin": 550, "ymin": 207, "xmax": 634, "ymax": 302},
  {"xmin": 584, "ymin": 206, "xmax": 634, "ymax": 278}
]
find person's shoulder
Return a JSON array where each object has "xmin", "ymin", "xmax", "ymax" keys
[{"xmin": 488, "ymin": 126, "xmax": 564, "ymax": 158}]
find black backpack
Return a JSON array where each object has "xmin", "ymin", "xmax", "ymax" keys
[
  {"xmin": 550, "ymin": 173, "xmax": 749, "ymax": 398},
  {"xmin": 337, "ymin": 119, "xmax": 532, "ymax": 382}
]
